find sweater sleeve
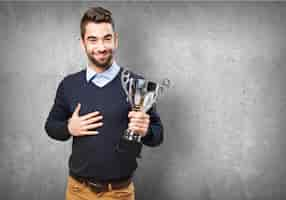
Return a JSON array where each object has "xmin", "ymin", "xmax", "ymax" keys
[
  {"xmin": 141, "ymin": 104, "xmax": 164, "ymax": 147},
  {"xmin": 44, "ymin": 79, "xmax": 72, "ymax": 141}
]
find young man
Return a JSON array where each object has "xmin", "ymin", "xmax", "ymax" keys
[{"xmin": 44, "ymin": 6, "xmax": 163, "ymax": 200}]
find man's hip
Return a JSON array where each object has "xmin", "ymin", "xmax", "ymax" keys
[{"xmin": 65, "ymin": 175, "xmax": 135, "ymax": 200}]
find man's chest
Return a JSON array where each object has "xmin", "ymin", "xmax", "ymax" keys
[{"xmin": 66, "ymin": 83, "xmax": 131, "ymax": 122}]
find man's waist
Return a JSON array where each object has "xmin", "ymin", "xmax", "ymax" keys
[
  {"xmin": 69, "ymin": 170, "xmax": 132, "ymax": 183},
  {"xmin": 69, "ymin": 172, "xmax": 132, "ymax": 193}
]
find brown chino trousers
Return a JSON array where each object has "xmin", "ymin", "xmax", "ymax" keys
[{"xmin": 65, "ymin": 176, "xmax": 135, "ymax": 200}]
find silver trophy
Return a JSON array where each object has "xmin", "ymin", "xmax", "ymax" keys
[{"xmin": 121, "ymin": 70, "xmax": 170, "ymax": 143}]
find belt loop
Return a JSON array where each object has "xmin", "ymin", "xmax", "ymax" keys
[{"xmin": 108, "ymin": 183, "xmax": 112, "ymax": 191}]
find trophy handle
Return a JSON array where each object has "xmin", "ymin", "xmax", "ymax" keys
[
  {"xmin": 121, "ymin": 69, "xmax": 131, "ymax": 102},
  {"xmin": 158, "ymin": 78, "xmax": 170, "ymax": 97},
  {"xmin": 142, "ymin": 92, "xmax": 156, "ymax": 113},
  {"xmin": 142, "ymin": 79, "xmax": 170, "ymax": 113}
]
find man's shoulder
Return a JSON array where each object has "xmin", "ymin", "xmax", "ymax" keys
[{"xmin": 61, "ymin": 69, "xmax": 86, "ymax": 85}]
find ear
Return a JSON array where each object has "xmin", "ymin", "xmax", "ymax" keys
[
  {"xmin": 114, "ymin": 32, "xmax": 119, "ymax": 49},
  {"xmin": 80, "ymin": 37, "xmax": 85, "ymax": 50}
]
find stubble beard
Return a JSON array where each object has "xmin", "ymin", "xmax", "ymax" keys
[{"xmin": 87, "ymin": 51, "xmax": 113, "ymax": 70}]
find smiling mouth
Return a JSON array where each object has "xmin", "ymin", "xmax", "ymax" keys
[
  {"xmin": 95, "ymin": 51, "xmax": 107, "ymax": 57},
  {"xmin": 97, "ymin": 55, "xmax": 107, "ymax": 61}
]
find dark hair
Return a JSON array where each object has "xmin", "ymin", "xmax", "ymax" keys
[{"xmin": 80, "ymin": 7, "xmax": 115, "ymax": 39}]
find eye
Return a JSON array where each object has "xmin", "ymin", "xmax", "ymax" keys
[{"xmin": 87, "ymin": 37, "xmax": 97, "ymax": 42}]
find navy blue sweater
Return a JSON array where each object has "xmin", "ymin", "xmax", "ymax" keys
[{"xmin": 44, "ymin": 68, "xmax": 163, "ymax": 181}]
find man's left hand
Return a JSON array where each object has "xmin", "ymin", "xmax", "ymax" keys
[{"xmin": 128, "ymin": 111, "xmax": 150, "ymax": 137}]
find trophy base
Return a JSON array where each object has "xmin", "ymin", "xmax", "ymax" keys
[
  {"xmin": 116, "ymin": 130, "xmax": 143, "ymax": 158},
  {"xmin": 122, "ymin": 130, "xmax": 142, "ymax": 143}
]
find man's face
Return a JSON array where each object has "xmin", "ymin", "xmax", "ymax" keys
[{"xmin": 81, "ymin": 22, "xmax": 118, "ymax": 70}]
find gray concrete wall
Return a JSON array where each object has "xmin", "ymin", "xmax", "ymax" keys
[{"xmin": 1, "ymin": 2, "xmax": 286, "ymax": 200}]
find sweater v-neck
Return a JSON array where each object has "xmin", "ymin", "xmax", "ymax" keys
[{"xmin": 84, "ymin": 68, "xmax": 122, "ymax": 90}]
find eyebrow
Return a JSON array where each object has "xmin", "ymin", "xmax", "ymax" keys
[
  {"xmin": 87, "ymin": 36, "xmax": 97, "ymax": 40},
  {"xmin": 87, "ymin": 34, "xmax": 113, "ymax": 40},
  {"xmin": 104, "ymin": 34, "xmax": 112, "ymax": 38}
]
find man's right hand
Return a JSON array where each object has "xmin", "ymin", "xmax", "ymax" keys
[{"xmin": 67, "ymin": 103, "xmax": 103, "ymax": 136}]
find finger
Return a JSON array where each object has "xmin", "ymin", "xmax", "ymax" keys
[
  {"xmin": 83, "ymin": 122, "xmax": 104, "ymax": 130},
  {"xmin": 129, "ymin": 123, "xmax": 148, "ymax": 130},
  {"xmin": 79, "ymin": 131, "xmax": 99, "ymax": 136},
  {"xmin": 80, "ymin": 111, "xmax": 101, "ymax": 120},
  {"xmin": 130, "ymin": 118, "xmax": 149, "ymax": 124},
  {"xmin": 72, "ymin": 103, "xmax": 81, "ymax": 117},
  {"xmin": 130, "ymin": 119, "xmax": 148, "ymax": 126},
  {"xmin": 128, "ymin": 111, "xmax": 145, "ymax": 118},
  {"xmin": 128, "ymin": 111, "xmax": 136, "ymax": 118},
  {"xmin": 129, "ymin": 111, "xmax": 149, "ymax": 119},
  {"xmin": 140, "ymin": 113, "xmax": 150, "ymax": 119},
  {"xmin": 81, "ymin": 115, "xmax": 103, "ymax": 125},
  {"xmin": 128, "ymin": 126, "xmax": 147, "ymax": 135}
]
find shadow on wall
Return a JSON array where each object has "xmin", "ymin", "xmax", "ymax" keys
[{"xmin": 134, "ymin": 89, "xmax": 200, "ymax": 199}]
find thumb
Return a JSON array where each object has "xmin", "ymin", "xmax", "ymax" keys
[
  {"xmin": 72, "ymin": 103, "xmax": 81, "ymax": 117},
  {"xmin": 128, "ymin": 111, "xmax": 135, "ymax": 118}
]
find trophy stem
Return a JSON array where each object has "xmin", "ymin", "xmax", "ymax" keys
[{"xmin": 133, "ymin": 105, "xmax": 141, "ymax": 112}]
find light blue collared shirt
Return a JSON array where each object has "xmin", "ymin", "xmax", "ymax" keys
[{"xmin": 86, "ymin": 61, "xmax": 121, "ymax": 88}]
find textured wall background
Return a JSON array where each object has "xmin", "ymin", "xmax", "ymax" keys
[{"xmin": 0, "ymin": 2, "xmax": 286, "ymax": 200}]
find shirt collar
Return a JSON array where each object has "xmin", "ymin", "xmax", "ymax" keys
[{"xmin": 86, "ymin": 61, "xmax": 120, "ymax": 83}]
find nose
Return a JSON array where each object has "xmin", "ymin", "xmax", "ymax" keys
[{"xmin": 96, "ymin": 40, "xmax": 106, "ymax": 52}]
